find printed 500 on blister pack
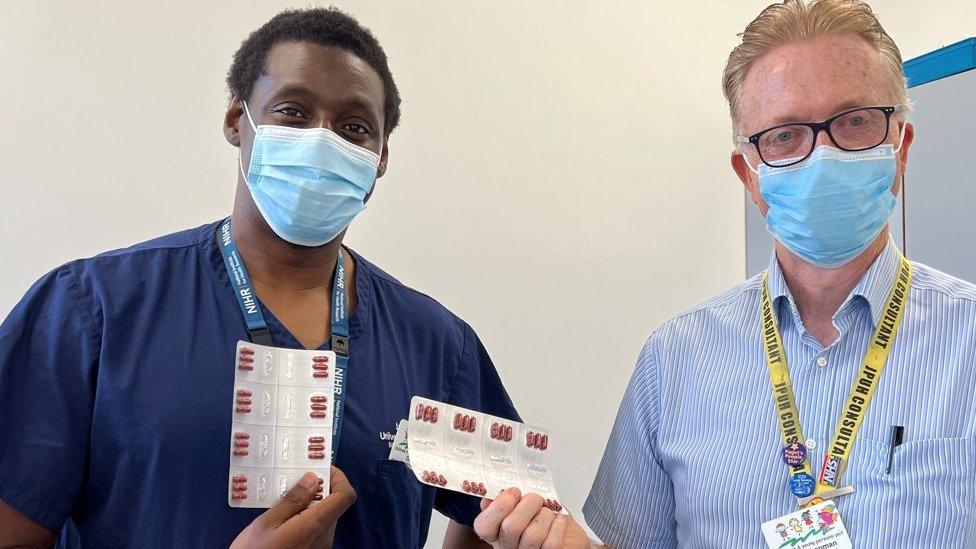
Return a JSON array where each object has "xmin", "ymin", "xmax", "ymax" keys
[
  {"xmin": 228, "ymin": 341, "xmax": 335, "ymax": 508},
  {"xmin": 407, "ymin": 396, "xmax": 565, "ymax": 514}
]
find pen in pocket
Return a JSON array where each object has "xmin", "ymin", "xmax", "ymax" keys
[{"xmin": 885, "ymin": 425, "xmax": 905, "ymax": 474}]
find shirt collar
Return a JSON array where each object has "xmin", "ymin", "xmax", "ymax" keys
[{"xmin": 765, "ymin": 237, "xmax": 901, "ymax": 328}]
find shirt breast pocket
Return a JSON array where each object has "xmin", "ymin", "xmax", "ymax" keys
[
  {"xmin": 368, "ymin": 460, "xmax": 424, "ymax": 549},
  {"xmin": 856, "ymin": 437, "xmax": 975, "ymax": 547}
]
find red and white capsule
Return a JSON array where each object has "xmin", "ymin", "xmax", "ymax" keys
[
  {"xmin": 543, "ymin": 499, "xmax": 563, "ymax": 512},
  {"xmin": 525, "ymin": 432, "xmax": 548, "ymax": 450},
  {"xmin": 416, "ymin": 404, "xmax": 438, "ymax": 423}
]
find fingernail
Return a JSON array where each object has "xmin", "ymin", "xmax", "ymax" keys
[{"xmin": 299, "ymin": 472, "xmax": 318, "ymax": 489}]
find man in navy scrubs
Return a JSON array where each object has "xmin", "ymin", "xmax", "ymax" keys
[{"xmin": 0, "ymin": 8, "xmax": 517, "ymax": 548}]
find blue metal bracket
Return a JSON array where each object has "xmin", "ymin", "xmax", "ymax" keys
[{"xmin": 904, "ymin": 37, "xmax": 975, "ymax": 88}]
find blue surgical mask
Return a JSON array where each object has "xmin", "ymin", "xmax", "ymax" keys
[
  {"xmin": 756, "ymin": 143, "xmax": 901, "ymax": 268},
  {"xmin": 239, "ymin": 101, "xmax": 381, "ymax": 247}
]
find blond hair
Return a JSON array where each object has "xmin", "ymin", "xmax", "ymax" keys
[{"xmin": 722, "ymin": 0, "xmax": 909, "ymax": 133}]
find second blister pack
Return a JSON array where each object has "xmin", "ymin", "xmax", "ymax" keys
[{"xmin": 407, "ymin": 396, "xmax": 565, "ymax": 513}]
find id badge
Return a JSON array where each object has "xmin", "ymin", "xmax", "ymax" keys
[{"xmin": 760, "ymin": 500, "xmax": 852, "ymax": 549}]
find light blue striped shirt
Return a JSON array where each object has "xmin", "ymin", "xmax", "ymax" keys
[{"xmin": 584, "ymin": 239, "xmax": 976, "ymax": 548}]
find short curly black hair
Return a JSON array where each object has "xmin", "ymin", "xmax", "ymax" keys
[{"xmin": 227, "ymin": 7, "xmax": 401, "ymax": 134}]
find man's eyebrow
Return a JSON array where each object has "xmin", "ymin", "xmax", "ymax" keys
[
  {"xmin": 266, "ymin": 86, "xmax": 379, "ymax": 118},
  {"xmin": 764, "ymin": 98, "xmax": 879, "ymax": 127},
  {"xmin": 267, "ymin": 84, "xmax": 317, "ymax": 101},
  {"xmin": 340, "ymin": 96, "xmax": 379, "ymax": 115}
]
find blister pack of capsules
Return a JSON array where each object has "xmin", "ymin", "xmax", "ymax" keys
[
  {"xmin": 407, "ymin": 396, "xmax": 566, "ymax": 514},
  {"xmin": 228, "ymin": 341, "xmax": 335, "ymax": 508}
]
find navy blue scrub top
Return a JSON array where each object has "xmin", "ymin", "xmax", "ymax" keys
[{"xmin": 0, "ymin": 220, "xmax": 520, "ymax": 549}]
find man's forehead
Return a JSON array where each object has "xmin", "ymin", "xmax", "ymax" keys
[
  {"xmin": 253, "ymin": 41, "xmax": 383, "ymax": 105},
  {"xmin": 739, "ymin": 35, "xmax": 889, "ymax": 132}
]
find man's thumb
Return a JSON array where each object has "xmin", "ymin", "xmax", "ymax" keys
[{"xmin": 257, "ymin": 472, "xmax": 320, "ymax": 527}]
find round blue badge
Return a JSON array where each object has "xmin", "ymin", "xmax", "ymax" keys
[
  {"xmin": 781, "ymin": 442, "xmax": 807, "ymax": 467},
  {"xmin": 789, "ymin": 472, "xmax": 815, "ymax": 498}
]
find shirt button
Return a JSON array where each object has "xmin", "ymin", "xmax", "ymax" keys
[
  {"xmin": 805, "ymin": 438, "xmax": 817, "ymax": 450},
  {"xmin": 816, "ymin": 356, "xmax": 828, "ymax": 368}
]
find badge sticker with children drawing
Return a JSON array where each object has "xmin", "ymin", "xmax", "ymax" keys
[{"xmin": 761, "ymin": 500, "xmax": 852, "ymax": 549}]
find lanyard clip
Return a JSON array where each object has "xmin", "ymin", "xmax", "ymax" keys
[
  {"xmin": 332, "ymin": 334, "xmax": 349, "ymax": 357},
  {"xmin": 248, "ymin": 327, "xmax": 273, "ymax": 346}
]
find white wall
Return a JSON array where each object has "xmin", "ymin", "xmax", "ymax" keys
[{"xmin": 1, "ymin": 1, "xmax": 973, "ymax": 545}]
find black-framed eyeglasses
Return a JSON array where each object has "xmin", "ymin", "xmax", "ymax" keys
[{"xmin": 736, "ymin": 105, "xmax": 904, "ymax": 168}]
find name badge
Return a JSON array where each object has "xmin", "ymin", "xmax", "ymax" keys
[{"xmin": 760, "ymin": 500, "xmax": 852, "ymax": 549}]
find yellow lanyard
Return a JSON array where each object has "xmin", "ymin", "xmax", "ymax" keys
[{"xmin": 761, "ymin": 255, "xmax": 912, "ymax": 505}]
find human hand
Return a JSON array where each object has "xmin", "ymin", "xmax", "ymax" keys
[
  {"xmin": 230, "ymin": 467, "xmax": 356, "ymax": 549},
  {"xmin": 473, "ymin": 487, "xmax": 595, "ymax": 549}
]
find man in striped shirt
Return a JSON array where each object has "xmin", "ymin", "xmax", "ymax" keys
[{"xmin": 472, "ymin": 1, "xmax": 976, "ymax": 547}]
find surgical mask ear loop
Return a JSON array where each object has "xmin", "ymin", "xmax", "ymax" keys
[
  {"xmin": 890, "ymin": 124, "xmax": 908, "ymax": 198},
  {"xmin": 892, "ymin": 124, "xmax": 906, "ymax": 154},
  {"xmin": 744, "ymin": 154, "xmax": 760, "ymax": 175},
  {"xmin": 241, "ymin": 100, "xmax": 259, "ymax": 132},
  {"xmin": 737, "ymin": 144, "xmax": 762, "ymax": 176},
  {"xmin": 238, "ymin": 100, "xmax": 259, "ymax": 184}
]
